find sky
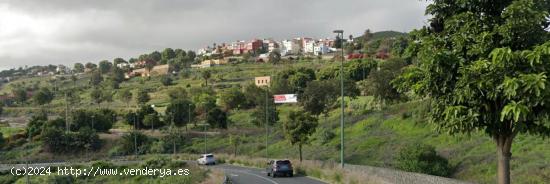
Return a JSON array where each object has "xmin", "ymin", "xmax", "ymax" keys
[{"xmin": 0, "ymin": 0, "xmax": 430, "ymax": 70}]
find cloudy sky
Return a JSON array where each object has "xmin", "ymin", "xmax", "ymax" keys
[{"xmin": 0, "ymin": 0, "xmax": 429, "ymax": 70}]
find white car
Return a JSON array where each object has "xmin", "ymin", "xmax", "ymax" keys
[{"xmin": 197, "ymin": 154, "xmax": 216, "ymax": 165}]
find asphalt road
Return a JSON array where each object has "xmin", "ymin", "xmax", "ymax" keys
[{"xmin": 213, "ymin": 164, "xmax": 327, "ymax": 184}]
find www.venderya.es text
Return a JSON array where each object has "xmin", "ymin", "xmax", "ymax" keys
[{"xmin": 11, "ymin": 167, "xmax": 191, "ymax": 178}]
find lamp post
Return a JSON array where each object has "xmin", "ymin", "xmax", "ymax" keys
[
  {"xmin": 333, "ymin": 29, "xmax": 345, "ymax": 168},
  {"xmin": 91, "ymin": 115, "xmax": 95, "ymax": 130},
  {"xmin": 150, "ymin": 104, "xmax": 156, "ymax": 131}
]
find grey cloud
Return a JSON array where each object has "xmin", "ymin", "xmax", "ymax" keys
[{"xmin": 0, "ymin": 0, "xmax": 428, "ymax": 69}]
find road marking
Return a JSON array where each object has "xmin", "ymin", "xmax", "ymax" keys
[{"xmin": 229, "ymin": 169, "xmax": 279, "ymax": 184}]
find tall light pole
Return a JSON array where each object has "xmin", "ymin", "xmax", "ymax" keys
[
  {"xmin": 265, "ymin": 84, "xmax": 269, "ymax": 160},
  {"xmin": 333, "ymin": 29, "xmax": 345, "ymax": 168},
  {"xmin": 150, "ymin": 104, "xmax": 156, "ymax": 131}
]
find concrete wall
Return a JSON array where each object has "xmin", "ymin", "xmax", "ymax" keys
[{"xmin": 343, "ymin": 164, "xmax": 474, "ymax": 184}]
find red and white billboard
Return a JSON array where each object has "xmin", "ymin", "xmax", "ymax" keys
[{"xmin": 274, "ymin": 94, "xmax": 298, "ymax": 103}]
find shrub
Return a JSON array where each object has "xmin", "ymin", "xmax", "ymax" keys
[
  {"xmin": 71, "ymin": 109, "xmax": 115, "ymax": 132},
  {"xmin": 161, "ymin": 75, "xmax": 173, "ymax": 86},
  {"xmin": 395, "ymin": 143, "xmax": 452, "ymax": 177},
  {"xmin": 42, "ymin": 127, "xmax": 101, "ymax": 153},
  {"xmin": 120, "ymin": 131, "xmax": 150, "ymax": 155}
]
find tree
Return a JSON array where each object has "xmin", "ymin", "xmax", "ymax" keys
[
  {"xmin": 98, "ymin": 60, "xmax": 112, "ymax": 74},
  {"xmin": 392, "ymin": 1, "xmax": 550, "ymax": 183},
  {"xmin": 125, "ymin": 105, "xmax": 158, "ymax": 129},
  {"xmin": 282, "ymin": 110, "xmax": 318, "ymax": 162},
  {"xmin": 268, "ymin": 50, "xmax": 281, "ymax": 64},
  {"xmin": 90, "ymin": 89, "xmax": 104, "ymax": 107},
  {"xmin": 165, "ymin": 99, "xmax": 195, "ymax": 128},
  {"xmin": 85, "ymin": 62, "xmax": 97, "ymax": 71},
  {"xmin": 111, "ymin": 66, "xmax": 125, "ymax": 83},
  {"xmin": 219, "ymin": 87, "xmax": 246, "ymax": 111},
  {"xmin": 251, "ymin": 98, "xmax": 278, "ymax": 127},
  {"xmin": 160, "ymin": 75, "xmax": 173, "ymax": 86},
  {"xmin": 73, "ymin": 63, "xmax": 85, "ymax": 73},
  {"xmin": 301, "ymin": 80, "xmax": 339, "ymax": 116},
  {"xmin": 90, "ymin": 71, "xmax": 103, "ymax": 86},
  {"xmin": 136, "ymin": 89, "xmax": 150, "ymax": 105},
  {"xmin": 317, "ymin": 59, "xmax": 377, "ymax": 81},
  {"xmin": 118, "ymin": 89, "xmax": 133, "ymax": 108},
  {"xmin": 121, "ymin": 131, "xmax": 150, "ymax": 155},
  {"xmin": 243, "ymin": 83, "xmax": 265, "ymax": 108},
  {"xmin": 207, "ymin": 108, "xmax": 228, "ymax": 129},
  {"xmin": 12, "ymin": 87, "xmax": 27, "ymax": 104},
  {"xmin": 201, "ymin": 70, "xmax": 212, "ymax": 86},
  {"xmin": 149, "ymin": 51, "xmax": 162, "ymax": 62},
  {"xmin": 143, "ymin": 113, "xmax": 161, "ymax": 130},
  {"xmin": 33, "ymin": 87, "xmax": 54, "ymax": 106},
  {"xmin": 364, "ymin": 58, "xmax": 407, "ymax": 103},
  {"xmin": 229, "ymin": 134, "xmax": 241, "ymax": 156},
  {"xmin": 113, "ymin": 58, "xmax": 127, "ymax": 65},
  {"xmin": 71, "ymin": 109, "xmax": 115, "ymax": 132},
  {"xmin": 161, "ymin": 48, "xmax": 176, "ymax": 61}
]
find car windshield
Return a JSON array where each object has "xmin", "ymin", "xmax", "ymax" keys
[
  {"xmin": 206, "ymin": 155, "xmax": 214, "ymax": 158},
  {"xmin": 276, "ymin": 160, "xmax": 291, "ymax": 165}
]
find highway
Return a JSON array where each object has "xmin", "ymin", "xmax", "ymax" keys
[{"xmin": 212, "ymin": 164, "xmax": 327, "ymax": 184}]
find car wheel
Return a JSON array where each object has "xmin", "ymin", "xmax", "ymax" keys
[
  {"xmin": 289, "ymin": 173, "xmax": 293, "ymax": 177},
  {"xmin": 272, "ymin": 173, "xmax": 276, "ymax": 178},
  {"xmin": 267, "ymin": 172, "xmax": 270, "ymax": 176}
]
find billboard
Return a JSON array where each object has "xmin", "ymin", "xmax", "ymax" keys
[{"xmin": 274, "ymin": 94, "xmax": 298, "ymax": 103}]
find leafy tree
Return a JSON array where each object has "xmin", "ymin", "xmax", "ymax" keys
[
  {"xmin": 135, "ymin": 89, "xmax": 150, "ymax": 105},
  {"xmin": 90, "ymin": 71, "xmax": 103, "ymax": 86},
  {"xmin": 227, "ymin": 134, "xmax": 241, "ymax": 156},
  {"xmin": 301, "ymin": 80, "xmax": 339, "ymax": 116},
  {"xmin": 201, "ymin": 70, "xmax": 212, "ymax": 86},
  {"xmin": 71, "ymin": 109, "xmax": 115, "ymax": 132},
  {"xmin": 318, "ymin": 59, "xmax": 377, "ymax": 81},
  {"xmin": 393, "ymin": 1, "xmax": 550, "ymax": 183},
  {"xmin": 160, "ymin": 75, "xmax": 173, "ymax": 86},
  {"xmin": 26, "ymin": 112, "xmax": 48, "ymax": 138},
  {"xmin": 12, "ymin": 87, "xmax": 27, "ymax": 104},
  {"xmin": 283, "ymin": 110, "xmax": 318, "ymax": 162},
  {"xmin": 33, "ymin": 87, "xmax": 54, "ymax": 106},
  {"xmin": 125, "ymin": 105, "xmax": 158, "ymax": 129},
  {"xmin": 73, "ymin": 63, "xmax": 85, "ymax": 73},
  {"xmin": 85, "ymin": 62, "xmax": 97, "ymax": 70},
  {"xmin": 90, "ymin": 88, "xmax": 103, "ymax": 107},
  {"xmin": 273, "ymin": 67, "xmax": 316, "ymax": 94},
  {"xmin": 396, "ymin": 143, "xmax": 451, "ymax": 177},
  {"xmin": 268, "ymin": 50, "xmax": 281, "ymax": 64},
  {"xmin": 142, "ymin": 113, "xmax": 162, "ymax": 130},
  {"xmin": 364, "ymin": 58, "xmax": 407, "ymax": 103},
  {"xmin": 207, "ymin": 108, "xmax": 228, "ymax": 129},
  {"xmin": 117, "ymin": 89, "xmax": 133, "ymax": 108},
  {"xmin": 98, "ymin": 60, "xmax": 112, "ymax": 74},
  {"xmin": 120, "ymin": 131, "xmax": 150, "ymax": 155},
  {"xmin": 219, "ymin": 87, "xmax": 246, "ymax": 111},
  {"xmin": 113, "ymin": 58, "xmax": 127, "ymax": 65},
  {"xmin": 165, "ymin": 99, "xmax": 195, "ymax": 128},
  {"xmin": 42, "ymin": 127, "xmax": 101, "ymax": 153},
  {"xmin": 149, "ymin": 51, "xmax": 162, "ymax": 62},
  {"xmin": 111, "ymin": 66, "xmax": 125, "ymax": 83},
  {"xmin": 251, "ymin": 98, "xmax": 278, "ymax": 127},
  {"xmin": 243, "ymin": 83, "xmax": 265, "ymax": 108},
  {"xmin": 0, "ymin": 132, "xmax": 4, "ymax": 149},
  {"xmin": 161, "ymin": 48, "xmax": 176, "ymax": 61}
]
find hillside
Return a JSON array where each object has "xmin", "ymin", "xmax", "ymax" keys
[{"xmin": 1, "ymin": 60, "xmax": 549, "ymax": 184}]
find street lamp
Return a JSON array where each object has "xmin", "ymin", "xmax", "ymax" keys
[
  {"xmin": 333, "ymin": 29, "xmax": 345, "ymax": 168},
  {"xmin": 151, "ymin": 104, "xmax": 155, "ymax": 131}
]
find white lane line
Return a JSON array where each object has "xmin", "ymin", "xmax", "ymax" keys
[{"xmin": 229, "ymin": 169, "xmax": 279, "ymax": 184}]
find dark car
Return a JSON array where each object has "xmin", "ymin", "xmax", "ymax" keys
[{"xmin": 266, "ymin": 159, "xmax": 293, "ymax": 177}]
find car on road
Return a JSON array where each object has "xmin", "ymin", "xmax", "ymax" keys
[
  {"xmin": 197, "ymin": 154, "xmax": 216, "ymax": 165},
  {"xmin": 266, "ymin": 159, "xmax": 293, "ymax": 177}
]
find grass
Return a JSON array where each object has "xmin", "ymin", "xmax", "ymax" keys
[{"xmin": 1, "ymin": 61, "xmax": 549, "ymax": 183}]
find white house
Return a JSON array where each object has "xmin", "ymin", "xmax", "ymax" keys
[
  {"xmin": 314, "ymin": 43, "xmax": 330, "ymax": 55},
  {"xmin": 303, "ymin": 38, "xmax": 316, "ymax": 53},
  {"xmin": 281, "ymin": 39, "xmax": 300, "ymax": 56}
]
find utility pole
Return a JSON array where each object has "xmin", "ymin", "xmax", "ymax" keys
[
  {"xmin": 134, "ymin": 113, "xmax": 138, "ymax": 157},
  {"xmin": 265, "ymin": 86, "xmax": 269, "ymax": 160},
  {"xmin": 65, "ymin": 92, "xmax": 69, "ymax": 133},
  {"xmin": 333, "ymin": 29, "xmax": 345, "ymax": 168}
]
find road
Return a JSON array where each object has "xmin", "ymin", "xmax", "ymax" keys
[{"xmin": 213, "ymin": 164, "xmax": 327, "ymax": 184}]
